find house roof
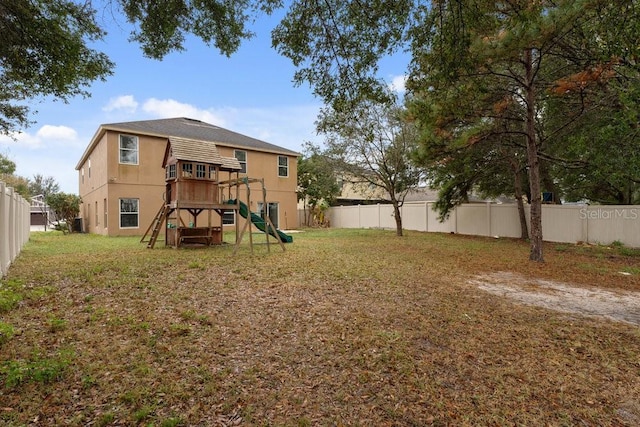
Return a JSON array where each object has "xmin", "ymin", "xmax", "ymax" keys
[
  {"xmin": 164, "ymin": 137, "xmax": 242, "ymax": 171},
  {"xmin": 76, "ymin": 117, "xmax": 300, "ymax": 170}
]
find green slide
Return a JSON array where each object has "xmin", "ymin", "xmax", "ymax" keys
[{"xmin": 227, "ymin": 200, "xmax": 293, "ymax": 243}]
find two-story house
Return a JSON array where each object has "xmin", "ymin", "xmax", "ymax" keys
[{"xmin": 75, "ymin": 117, "xmax": 299, "ymax": 236}]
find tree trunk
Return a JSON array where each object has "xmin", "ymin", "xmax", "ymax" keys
[
  {"xmin": 512, "ymin": 163, "xmax": 529, "ymax": 240},
  {"xmin": 391, "ymin": 198, "xmax": 403, "ymax": 237},
  {"xmin": 524, "ymin": 48, "xmax": 544, "ymax": 262}
]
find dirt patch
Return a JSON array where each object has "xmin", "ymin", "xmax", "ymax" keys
[{"xmin": 469, "ymin": 271, "xmax": 640, "ymax": 326}]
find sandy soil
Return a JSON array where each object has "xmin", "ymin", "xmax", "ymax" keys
[{"xmin": 469, "ymin": 271, "xmax": 640, "ymax": 327}]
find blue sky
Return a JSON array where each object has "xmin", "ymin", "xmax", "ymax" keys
[{"xmin": 0, "ymin": 8, "xmax": 408, "ymax": 194}]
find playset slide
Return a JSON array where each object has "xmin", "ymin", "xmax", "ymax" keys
[{"xmin": 227, "ymin": 199, "xmax": 293, "ymax": 243}]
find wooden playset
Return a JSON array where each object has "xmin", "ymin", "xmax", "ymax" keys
[{"xmin": 141, "ymin": 137, "xmax": 292, "ymax": 251}]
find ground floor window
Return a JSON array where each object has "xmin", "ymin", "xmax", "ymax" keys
[
  {"xmin": 222, "ymin": 210, "xmax": 235, "ymax": 225},
  {"xmin": 119, "ymin": 198, "xmax": 139, "ymax": 228}
]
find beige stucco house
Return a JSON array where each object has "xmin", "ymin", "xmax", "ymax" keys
[{"xmin": 75, "ymin": 117, "xmax": 300, "ymax": 236}]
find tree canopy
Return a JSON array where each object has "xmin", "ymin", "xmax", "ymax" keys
[
  {"xmin": 29, "ymin": 174, "xmax": 60, "ymax": 199},
  {"xmin": 46, "ymin": 192, "xmax": 81, "ymax": 234},
  {"xmin": 0, "ymin": 153, "xmax": 16, "ymax": 175},
  {"xmin": 318, "ymin": 97, "xmax": 423, "ymax": 236},
  {"xmin": 0, "ymin": 0, "xmax": 114, "ymax": 134},
  {"xmin": 297, "ymin": 144, "xmax": 341, "ymax": 226},
  {"xmin": 403, "ymin": 0, "xmax": 640, "ymax": 261}
]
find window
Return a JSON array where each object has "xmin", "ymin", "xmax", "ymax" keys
[
  {"xmin": 182, "ymin": 163, "xmax": 193, "ymax": 177},
  {"xmin": 103, "ymin": 198, "xmax": 107, "ymax": 228},
  {"xmin": 81, "ymin": 168, "xmax": 84, "ymax": 184},
  {"xmin": 278, "ymin": 156, "xmax": 289, "ymax": 177},
  {"xmin": 88, "ymin": 159, "xmax": 91, "ymax": 178},
  {"xmin": 222, "ymin": 210, "xmax": 235, "ymax": 225},
  {"xmin": 166, "ymin": 164, "xmax": 176, "ymax": 180},
  {"xmin": 196, "ymin": 164, "xmax": 207, "ymax": 179},
  {"xmin": 119, "ymin": 135, "xmax": 139, "ymax": 164},
  {"xmin": 119, "ymin": 198, "xmax": 139, "ymax": 228},
  {"xmin": 234, "ymin": 150, "xmax": 247, "ymax": 174},
  {"xmin": 95, "ymin": 201, "xmax": 98, "ymax": 228},
  {"xmin": 209, "ymin": 166, "xmax": 217, "ymax": 180}
]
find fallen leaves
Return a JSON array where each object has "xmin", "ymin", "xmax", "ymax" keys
[{"xmin": 0, "ymin": 230, "xmax": 638, "ymax": 425}]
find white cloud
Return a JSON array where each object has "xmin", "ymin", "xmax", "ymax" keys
[
  {"xmin": 0, "ymin": 131, "xmax": 41, "ymax": 149},
  {"xmin": 142, "ymin": 98, "xmax": 227, "ymax": 126},
  {"xmin": 36, "ymin": 125, "xmax": 78, "ymax": 141},
  {"xmin": 103, "ymin": 95, "xmax": 139, "ymax": 113},
  {"xmin": 388, "ymin": 74, "xmax": 407, "ymax": 93},
  {"xmin": 0, "ymin": 125, "xmax": 79, "ymax": 150}
]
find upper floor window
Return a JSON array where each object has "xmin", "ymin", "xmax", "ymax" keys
[
  {"xmin": 278, "ymin": 156, "xmax": 289, "ymax": 177},
  {"xmin": 234, "ymin": 150, "xmax": 247, "ymax": 174},
  {"xmin": 119, "ymin": 135, "xmax": 139, "ymax": 164}
]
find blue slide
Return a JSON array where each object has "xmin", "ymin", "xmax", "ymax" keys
[{"xmin": 227, "ymin": 199, "xmax": 293, "ymax": 243}]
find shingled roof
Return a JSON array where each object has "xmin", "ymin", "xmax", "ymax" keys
[
  {"xmin": 112, "ymin": 117, "xmax": 297, "ymax": 154},
  {"xmin": 77, "ymin": 117, "xmax": 299, "ymax": 170},
  {"xmin": 164, "ymin": 137, "xmax": 242, "ymax": 171}
]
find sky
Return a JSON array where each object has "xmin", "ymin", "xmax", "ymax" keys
[{"xmin": 0, "ymin": 7, "xmax": 408, "ymax": 195}]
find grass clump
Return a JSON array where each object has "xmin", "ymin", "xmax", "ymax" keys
[
  {"xmin": 0, "ymin": 278, "xmax": 24, "ymax": 313},
  {"xmin": 0, "ymin": 321, "xmax": 14, "ymax": 346},
  {"xmin": 1, "ymin": 349, "xmax": 74, "ymax": 388}
]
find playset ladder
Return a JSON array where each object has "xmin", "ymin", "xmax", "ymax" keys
[{"xmin": 142, "ymin": 203, "xmax": 169, "ymax": 248}]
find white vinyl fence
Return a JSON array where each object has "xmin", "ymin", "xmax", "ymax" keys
[
  {"xmin": 1, "ymin": 181, "xmax": 31, "ymax": 277},
  {"xmin": 326, "ymin": 202, "xmax": 640, "ymax": 248}
]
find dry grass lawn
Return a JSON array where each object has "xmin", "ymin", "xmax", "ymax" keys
[{"xmin": 1, "ymin": 229, "xmax": 639, "ymax": 426}]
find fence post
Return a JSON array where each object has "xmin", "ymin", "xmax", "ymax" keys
[
  {"xmin": 486, "ymin": 202, "xmax": 492, "ymax": 237},
  {"xmin": 582, "ymin": 205, "xmax": 589, "ymax": 244},
  {"xmin": 425, "ymin": 202, "xmax": 430, "ymax": 232},
  {"xmin": 9, "ymin": 186, "xmax": 16, "ymax": 263},
  {"xmin": 0, "ymin": 182, "xmax": 6, "ymax": 276}
]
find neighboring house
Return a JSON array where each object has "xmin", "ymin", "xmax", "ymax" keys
[
  {"xmin": 332, "ymin": 173, "xmax": 390, "ymax": 206},
  {"xmin": 75, "ymin": 117, "xmax": 300, "ymax": 236},
  {"xmin": 30, "ymin": 194, "xmax": 53, "ymax": 230}
]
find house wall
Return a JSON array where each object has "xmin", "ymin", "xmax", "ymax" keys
[
  {"xmin": 78, "ymin": 132, "xmax": 109, "ymax": 234},
  {"xmin": 79, "ymin": 132, "xmax": 167, "ymax": 236},
  {"xmin": 218, "ymin": 147, "xmax": 298, "ymax": 230},
  {"xmin": 78, "ymin": 133, "xmax": 299, "ymax": 237}
]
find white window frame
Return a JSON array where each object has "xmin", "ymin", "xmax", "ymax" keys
[
  {"xmin": 222, "ymin": 210, "xmax": 235, "ymax": 225},
  {"xmin": 119, "ymin": 198, "xmax": 139, "ymax": 229},
  {"xmin": 278, "ymin": 156, "xmax": 289, "ymax": 177},
  {"xmin": 119, "ymin": 134, "xmax": 139, "ymax": 165}
]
